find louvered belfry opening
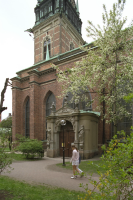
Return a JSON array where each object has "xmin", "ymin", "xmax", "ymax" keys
[{"xmin": 35, "ymin": 0, "xmax": 82, "ymax": 35}]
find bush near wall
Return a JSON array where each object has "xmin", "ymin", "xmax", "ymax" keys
[
  {"xmin": 16, "ymin": 137, "xmax": 44, "ymax": 159},
  {"xmin": 0, "ymin": 135, "xmax": 12, "ymax": 174}
]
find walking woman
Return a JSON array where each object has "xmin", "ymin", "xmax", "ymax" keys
[
  {"xmin": 70, "ymin": 144, "xmax": 81, "ymax": 179},
  {"xmin": 75, "ymin": 147, "xmax": 83, "ymax": 176}
]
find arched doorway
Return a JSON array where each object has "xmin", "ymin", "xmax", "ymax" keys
[{"xmin": 59, "ymin": 121, "xmax": 74, "ymax": 157}]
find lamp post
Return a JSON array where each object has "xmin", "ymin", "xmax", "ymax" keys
[{"xmin": 60, "ymin": 119, "xmax": 66, "ymax": 166}]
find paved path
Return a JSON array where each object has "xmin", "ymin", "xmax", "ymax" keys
[{"xmin": 2, "ymin": 156, "xmax": 100, "ymax": 192}]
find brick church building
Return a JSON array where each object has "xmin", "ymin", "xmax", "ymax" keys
[{"xmin": 11, "ymin": 0, "xmax": 113, "ymax": 158}]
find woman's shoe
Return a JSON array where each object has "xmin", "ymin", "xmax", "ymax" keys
[{"xmin": 71, "ymin": 176, "xmax": 77, "ymax": 179}]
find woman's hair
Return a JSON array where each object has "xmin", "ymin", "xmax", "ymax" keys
[
  {"xmin": 71, "ymin": 143, "xmax": 75, "ymax": 147},
  {"xmin": 75, "ymin": 147, "xmax": 79, "ymax": 151}
]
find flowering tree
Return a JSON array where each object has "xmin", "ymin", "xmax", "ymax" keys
[{"xmin": 54, "ymin": 1, "xmax": 133, "ymax": 135}]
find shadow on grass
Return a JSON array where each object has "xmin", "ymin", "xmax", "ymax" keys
[
  {"xmin": 0, "ymin": 190, "xmax": 14, "ymax": 200},
  {"xmin": 56, "ymin": 160, "xmax": 106, "ymax": 175}
]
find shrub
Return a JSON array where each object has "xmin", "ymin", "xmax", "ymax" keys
[
  {"xmin": 16, "ymin": 137, "xmax": 43, "ymax": 159},
  {"xmin": 0, "ymin": 135, "xmax": 12, "ymax": 174},
  {"xmin": 79, "ymin": 129, "xmax": 133, "ymax": 200},
  {"xmin": 0, "ymin": 128, "xmax": 12, "ymax": 151}
]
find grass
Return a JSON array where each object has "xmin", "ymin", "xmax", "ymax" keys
[
  {"xmin": 56, "ymin": 160, "xmax": 106, "ymax": 174},
  {"xmin": 4, "ymin": 147, "xmax": 11, "ymax": 152},
  {"xmin": 0, "ymin": 176, "xmax": 83, "ymax": 200},
  {"xmin": 8, "ymin": 153, "xmax": 43, "ymax": 161}
]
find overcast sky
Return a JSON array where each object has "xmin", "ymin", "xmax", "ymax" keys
[{"xmin": 0, "ymin": 0, "xmax": 133, "ymax": 120}]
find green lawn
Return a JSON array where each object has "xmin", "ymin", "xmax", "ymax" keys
[
  {"xmin": 8, "ymin": 153, "xmax": 43, "ymax": 161},
  {"xmin": 4, "ymin": 147, "xmax": 11, "ymax": 152},
  {"xmin": 56, "ymin": 160, "xmax": 106, "ymax": 174},
  {"xmin": 0, "ymin": 176, "xmax": 83, "ymax": 200}
]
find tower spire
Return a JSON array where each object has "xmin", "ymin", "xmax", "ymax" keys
[
  {"xmin": 76, "ymin": 0, "xmax": 79, "ymax": 14},
  {"xmin": 46, "ymin": 42, "xmax": 50, "ymax": 61}
]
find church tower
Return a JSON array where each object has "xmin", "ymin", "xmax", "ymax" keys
[{"xmin": 31, "ymin": 0, "xmax": 85, "ymax": 63}]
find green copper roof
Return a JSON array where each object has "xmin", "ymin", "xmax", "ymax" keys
[
  {"xmin": 80, "ymin": 110, "xmax": 101, "ymax": 116},
  {"xmin": 16, "ymin": 42, "xmax": 94, "ymax": 74},
  {"xmin": 76, "ymin": 0, "xmax": 79, "ymax": 13}
]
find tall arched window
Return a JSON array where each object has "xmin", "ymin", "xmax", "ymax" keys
[
  {"xmin": 63, "ymin": 90, "xmax": 92, "ymax": 111},
  {"xmin": 46, "ymin": 93, "xmax": 56, "ymax": 139},
  {"xmin": 44, "ymin": 39, "xmax": 51, "ymax": 60},
  {"xmin": 46, "ymin": 93, "xmax": 56, "ymax": 117},
  {"xmin": 25, "ymin": 98, "xmax": 30, "ymax": 137}
]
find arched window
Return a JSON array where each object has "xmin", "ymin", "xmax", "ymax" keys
[
  {"xmin": 63, "ymin": 90, "xmax": 92, "ymax": 111},
  {"xmin": 44, "ymin": 39, "xmax": 51, "ymax": 60},
  {"xmin": 25, "ymin": 98, "xmax": 30, "ymax": 137},
  {"xmin": 113, "ymin": 101, "xmax": 132, "ymax": 136},
  {"xmin": 46, "ymin": 93, "xmax": 56, "ymax": 139},
  {"xmin": 46, "ymin": 93, "xmax": 56, "ymax": 117}
]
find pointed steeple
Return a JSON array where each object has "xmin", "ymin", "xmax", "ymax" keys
[
  {"xmin": 35, "ymin": 0, "xmax": 82, "ymax": 35},
  {"xmin": 76, "ymin": 0, "xmax": 79, "ymax": 14},
  {"xmin": 46, "ymin": 42, "xmax": 50, "ymax": 61}
]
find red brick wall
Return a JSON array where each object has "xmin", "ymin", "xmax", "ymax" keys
[
  {"xmin": 12, "ymin": 15, "xmax": 110, "ymax": 147},
  {"xmin": 34, "ymin": 19, "xmax": 82, "ymax": 64},
  {"xmin": 12, "ymin": 57, "xmax": 111, "ymax": 145}
]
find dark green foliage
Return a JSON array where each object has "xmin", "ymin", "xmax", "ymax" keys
[
  {"xmin": 0, "ymin": 135, "xmax": 12, "ymax": 174},
  {"xmin": 0, "ymin": 117, "xmax": 12, "ymax": 128},
  {"xmin": 0, "ymin": 117, "xmax": 12, "ymax": 151},
  {"xmin": 16, "ymin": 137, "xmax": 43, "ymax": 158}
]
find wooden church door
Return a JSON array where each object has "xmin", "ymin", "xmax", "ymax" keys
[{"xmin": 59, "ymin": 121, "xmax": 74, "ymax": 157}]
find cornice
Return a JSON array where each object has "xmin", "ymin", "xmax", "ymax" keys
[
  {"xmin": 11, "ymin": 76, "xmax": 21, "ymax": 82},
  {"xmin": 38, "ymin": 68, "xmax": 56, "ymax": 76},
  {"xmin": 11, "ymin": 76, "xmax": 30, "ymax": 83},
  {"xmin": 21, "ymin": 76, "xmax": 30, "ymax": 82},
  {"xmin": 29, "ymin": 79, "xmax": 56, "ymax": 86},
  {"xmin": 28, "ymin": 68, "xmax": 56, "ymax": 77},
  {"xmin": 12, "ymin": 86, "xmax": 30, "ymax": 91},
  {"xmin": 32, "ymin": 13, "xmax": 60, "ymax": 33}
]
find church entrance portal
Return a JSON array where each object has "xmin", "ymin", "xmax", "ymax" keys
[{"xmin": 59, "ymin": 121, "xmax": 74, "ymax": 157}]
